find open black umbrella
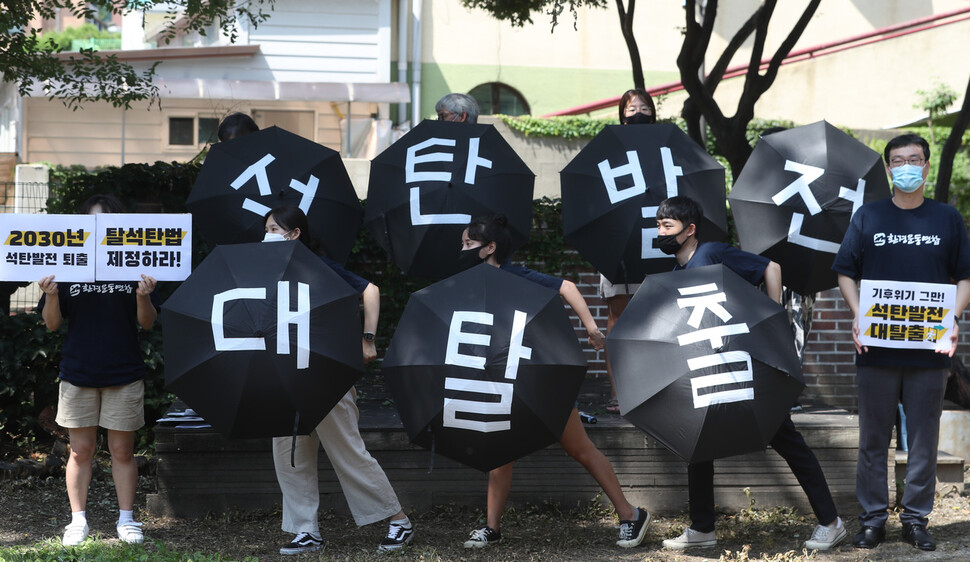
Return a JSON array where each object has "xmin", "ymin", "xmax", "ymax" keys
[
  {"xmin": 162, "ymin": 241, "xmax": 364, "ymax": 439},
  {"xmin": 728, "ymin": 120, "xmax": 891, "ymax": 294},
  {"xmin": 365, "ymin": 120, "xmax": 535, "ymax": 279},
  {"xmin": 188, "ymin": 126, "xmax": 363, "ymax": 264},
  {"xmin": 606, "ymin": 264, "xmax": 804, "ymax": 463},
  {"xmin": 382, "ymin": 264, "xmax": 587, "ymax": 472},
  {"xmin": 561, "ymin": 123, "xmax": 727, "ymax": 285}
]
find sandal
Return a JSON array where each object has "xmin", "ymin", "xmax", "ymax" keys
[{"xmin": 606, "ymin": 398, "xmax": 620, "ymax": 413}]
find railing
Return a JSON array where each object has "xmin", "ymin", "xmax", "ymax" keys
[{"xmin": 0, "ymin": 181, "xmax": 50, "ymax": 313}]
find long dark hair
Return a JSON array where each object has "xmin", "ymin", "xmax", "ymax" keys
[
  {"xmin": 466, "ymin": 214, "xmax": 512, "ymax": 263},
  {"xmin": 79, "ymin": 194, "xmax": 125, "ymax": 214},
  {"xmin": 264, "ymin": 205, "xmax": 325, "ymax": 256},
  {"xmin": 618, "ymin": 89, "xmax": 657, "ymax": 124}
]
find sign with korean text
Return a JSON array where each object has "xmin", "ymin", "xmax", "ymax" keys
[
  {"xmin": 95, "ymin": 214, "xmax": 192, "ymax": 281},
  {"xmin": 0, "ymin": 214, "xmax": 96, "ymax": 282},
  {"xmin": 858, "ymin": 279, "xmax": 956, "ymax": 351}
]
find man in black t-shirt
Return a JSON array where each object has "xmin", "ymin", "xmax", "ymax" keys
[{"xmin": 834, "ymin": 133, "xmax": 970, "ymax": 552}]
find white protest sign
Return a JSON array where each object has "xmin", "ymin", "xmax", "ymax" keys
[
  {"xmin": 95, "ymin": 214, "xmax": 192, "ymax": 281},
  {"xmin": 858, "ymin": 279, "xmax": 956, "ymax": 351},
  {"xmin": 0, "ymin": 214, "xmax": 96, "ymax": 282}
]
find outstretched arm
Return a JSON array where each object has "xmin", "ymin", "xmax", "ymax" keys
[
  {"xmin": 559, "ymin": 280, "xmax": 605, "ymax": 350},
  {"xmin": 361, "ymin": 283, "xmax": 380, "ymax": 363},
  {"xmin": 763, "ymin": 261, "xmax": 782, "ymax": 304}
]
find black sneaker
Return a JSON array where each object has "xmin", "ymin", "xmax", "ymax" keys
[
  {"xmin": 378, "ymin": 519, "xmax": 414, "ymax": 551},
  {"xmin": 463, "ymin": 526, "xmax": 501, "ymax": 548},
  {"xmin": 616, "ymin": 507, "xmax": 651, "ymax": 548},
  {"xmin": 280, "ymin": 532, "xmax": 324, "ymax": 555}
]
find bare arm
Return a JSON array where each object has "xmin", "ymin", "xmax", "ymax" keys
[
  {"xmin": 136, "ymin": 275, "xmax": 158, "ymax": 330},
  {"xmin": 361, "ymin": 283, "xmax": 380, "ymax": 363},
  {"xmin": 836, "ymin": 273, "xmax": 867, "ymax": 354},
  {"xmin": 38, "ymin": 275, "xmax": 61, "ymax": 331},
  {"xmin": 763, "ymin": 261, "xmax": 782, "ymax": 304},
  {"xmin": 559, "ymin": 279, "xmax": 605, "ymax": 350}
]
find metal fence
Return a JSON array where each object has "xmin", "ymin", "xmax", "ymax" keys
[{"xmin": 1, "ymin": 181, "xmax": 51, "ymax": 313}]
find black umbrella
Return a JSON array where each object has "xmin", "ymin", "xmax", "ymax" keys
[
  {"xmin": 728, "ymin": 120, "xmax": 891, "ymax": 294},
  {"xmin": 188, "ymin": 126, "xmax": 363, "ymax": 264},
  {"xmin": 561, "ymin": 123, "xmax": 727, "ymax": 285},
  {"xmin": 382, "ymin": 264, "xmax": 587, "ymax": 472},
  {"xmin": 365, "ymin": 120, "xmax": 535, "ymax": 279},
  {"xmin": 606, "ymin": 264, "xmax": 804, "ymax": 463},
  {"xmin": 161, "ymin": 241, "xmax": 364, "ymax": 439}
]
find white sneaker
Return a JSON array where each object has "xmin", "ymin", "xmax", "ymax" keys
[
  {"xmin": 804, "ymin": 518, "xmax": 847, "ymax": 551},
  {"xmin": 662, "ymin": 527, "xmax": 717, "ymax": 549},
  {"xmin": 116, "ymin": 521, "xmax": 145, "ymax": 544},
  {"xmin": 62, "ymin": 522, "xmax": 89, "ymax": 546}
]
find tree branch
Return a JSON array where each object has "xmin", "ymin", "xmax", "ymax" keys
[
  {"xmin": 936, "ymin": 74, "xmax": 970, "ymax": 202},
  {"xmin": 614, "ymin": 0, "xmax": 644, "ymax": 89}
]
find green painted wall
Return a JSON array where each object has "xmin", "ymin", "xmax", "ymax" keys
[{"xmin": 420, "ymin": 63, "xmax": 680, "ymax": 118}]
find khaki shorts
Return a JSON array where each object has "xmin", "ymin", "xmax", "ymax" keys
[{"xmin": 55, "ymin": 379, "xmax": 145, "ymax": 432}]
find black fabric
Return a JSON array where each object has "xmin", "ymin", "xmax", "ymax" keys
[
  {"xmin": 832, "ymin": 198, "xmax": 970, "ymax": 369},
  {"xmin": 674, "ymin": 242, "xmax": 769, "ymax": 285},
  {"xmin": 320, "ymin": 255, "xmax": 369, "ymax": 294},
  {"xmin": 39, "ymin": 282, "xmax": 160, "ymax": 388},
  {"xmin": 500, "ymin": 263, "xmax": 563, "ymax": 291}
]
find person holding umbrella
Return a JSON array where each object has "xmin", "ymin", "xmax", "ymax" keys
[
  {"xmin": 653, "ymin": 196, "xmax": 845, "ymax": 552},
  {"xmin": 458, "ymin": 214, "xmax": 651, "ymax": 549},
  {"xmin": 262, "ymin": 205, "xmax": 414, "ymax": 554},
  {"xmin": 37, "ymin": 194, "xmax": 160, "ymax": 546},
  {"xmin": 600, "ymin": 88, "xmax": 657, "ymax": 413},
  {"xmin": 435, "ymin": 93, "xmax": 479, "ymax": 123}
]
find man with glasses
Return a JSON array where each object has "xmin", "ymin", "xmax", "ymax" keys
[
  {"xmin": 834, "ymin": 133, "xmax": 970, "ymax": 551},
  {"xmin": 435, "ymin": 93, "xmax": 479, "ymax": 123}
]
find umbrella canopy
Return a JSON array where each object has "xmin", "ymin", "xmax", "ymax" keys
[
  {"xmin": 162, "ymin": 241, "xmax": 364, "ymax": 439},
  {"xmin": 561, "ymin": 123, "xmax": 728, "ymax": 285},
  {"xmin": 188, "ymin": 126, "xmax": 363, "ymax": 264},
  {"xmin": 382, "ymin": 264, "xmax": 587, "ymax": 472},
  {"xmin": 606, "ymin": 264, "xmax": 804, "ymax": 463},
  {"xmin": 365, "ymin": 120, "xmax": 535, "ymax": 279},
  {"xmin": 728, "ymin": 120, "xmax": 891, "ymax": 294}
]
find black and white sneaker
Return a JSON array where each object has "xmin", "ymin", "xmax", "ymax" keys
[
  {"xmin": 378, "ymin": 519, "xmax": 414, "ymax": 551},
  {"xmin": 616, "ymin": 507, "xmax": 651, "ymax": 548},
  {"xmin": 463, "ymin": 526, "xmax": 501, "ymax": 548},
  {"xmin": 280, "ymin": 532, "xmax": 324, "ymax": 555}
]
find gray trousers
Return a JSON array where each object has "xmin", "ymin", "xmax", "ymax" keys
[{"xmin": 856, "ymin": 365, "xmax": 947, "ymax": 527}]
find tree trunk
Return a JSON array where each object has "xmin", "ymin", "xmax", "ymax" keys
[
  {"xmin": 936, "ymin": 74, "xmax": 970, "ymax": 203},
  {"xmin": 615, "ymin": 0, "xmax": 644, "ymax": 90}
]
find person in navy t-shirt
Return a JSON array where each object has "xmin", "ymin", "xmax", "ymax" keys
[
  {"xmin": 833, "ymin": 134, "xmax": 970, "ymax": 552},
  {"xmin": 457, "ymin": 214, "xmax": 651, "ymax": 550},
  {"xmin": 655, "ymin": 196, "xmax": 845, "ymax": 552},
  {"xmin": 37, "ymin": 194, "xmax": 160, "ymax": 547}
]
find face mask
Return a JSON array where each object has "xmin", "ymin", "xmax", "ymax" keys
[
  {"xmin": 890, "ymin": 164, "xmax": 925, "ymax": 193},
  {"xmin": 625, "ymin": 111, "xmax": 655, "ymax": 125},
  {"xmin": 656, "ymin": 231, "xmax": 685, "ymax": 255},
  {"xmin": 458, "ymin": 247, "xmax": 486, "ymax": 270},
  {"xmin": 263, "ymin": 232, "xmax": 288, "ymax": 243}
]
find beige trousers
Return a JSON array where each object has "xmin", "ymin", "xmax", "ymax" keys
[{"xmin": 272, "ymin": 388, "xmax": 402, "ymax": 533}]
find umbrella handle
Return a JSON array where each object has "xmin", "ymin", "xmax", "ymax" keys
[
  {"xmin": 381, "ymin": 213, "xmax": 395, "ymax": 265},
  {"xmin": 620, "ymin": 259, "xmax": 631, "ymax": 302},
  {"xmin": 290, "ymin": 411, "xmax": 301, "ymax": 468},
  {"xmin": 426, "ymin": 427, "xmax": 435, "ymax": 475}
]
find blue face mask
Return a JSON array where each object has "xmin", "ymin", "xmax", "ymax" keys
[{"xmin": 890, "ymin": 164, "xmax": 925, "ymax": 193}]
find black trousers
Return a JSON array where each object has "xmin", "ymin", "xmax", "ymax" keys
[{"xmin": 687, "ymin": 415, "xmax": 838, "ymax": 532}]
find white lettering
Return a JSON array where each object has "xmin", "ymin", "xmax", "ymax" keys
[
  {"xmin": 787, "ymin": 212, "xmax": 841, "ymax": 253},
  {"xmin": 504, "ymin": 310, "xmax": 532, "ymax": 380},
  {"xmin": 405, "ymin": 137, "xmax": 455, "ymax": 183},
  {"xmin": 598, "ymin": 150, "xmax": 646, "ymax": 204},
  {"xmin": 444, "ymin": 311, "xmax": 493, "ymax": 370},
  {"xmin": 772, "ymin": 161, "xmax": 824, "ymax": 215},
  {"xmin": 288, "ymin": 175, "xmax": 319, "ymax": 217},
  {"xmin": 409, "ymin": 187, "xmax": 472, "ymax": 225},
  {"xmin": 211, "ymin": 288, "xmax": 267, "ymax": 352},
  {"xmin": 464, "ymin": 138, "xmax": 493, "ymax": 185},
  {"xmin": 442, "ymin": 378, "xmax": 513, "ymax": 432},
  {"xmin": 688, "ymin": 351, "xmax": 754, "ymax": 408},
  {"xmin": 277, "ymin": 281, "xmax": 311, "ymax": 369}
]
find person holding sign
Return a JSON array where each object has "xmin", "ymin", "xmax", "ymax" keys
[
  {"xmin": 654, "ymin": 196, "xmax": 845, "ymax": 552},
  {"xmin": 37, "ymin": 194, "xmax": 160, "ymax": 546},
  {"xmin": 262, "ymin": 206, "xmax": 414, "ymax": 554},
  {"xmin": 458, "ymin": 214, "xmax": 651, "ymax": 549},
  {"xmin": 834, "ymin": 133, "xmax": 970, "ymax": 552}
]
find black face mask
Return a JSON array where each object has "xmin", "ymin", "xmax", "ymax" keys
[
  {"xmin": 625, "ymin": 111, "xmax": 656, "ymax": 125},
  {"xmin": 458, "ymin": 247, "xmax": 486, "ymax": 270},
  {"xmin": 656, "ymin": 231, "xmax": 685, "ymax": 255}
]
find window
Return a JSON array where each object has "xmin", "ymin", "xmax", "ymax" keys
[
  {"xmin": 468, "ymin": 83, "xmax": 530, "ymax": 116},
  {"xmin": 166, "ymin": 115, "xmax": 220, "ymax": 148}
]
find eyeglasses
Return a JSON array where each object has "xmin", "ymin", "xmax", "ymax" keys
[
  {"xmin": 889, "ymin": 157, "xmax": 926, "ymax": 168},
  {"xmin": 437, "ymin": 111, "xmax": 457, "ymax": 122}
]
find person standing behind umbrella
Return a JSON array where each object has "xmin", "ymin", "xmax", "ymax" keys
[
  {"xmin": 600, "ymin": 88, "xmax": 657, "ymax": 414},
  {"xmin": 262, "ymin": 205, "xmax": 414, "ymax": 554},
  {"xmin": 458, "ymin": 214, "xmax": 651, "ymax": 549},
  {"xmin": 435, "ymin": 93, "xmax": 479, "ymax": 123},
  {"xmin": 834, "ymin": 134, "xmax": 970, "ymax": 552},
  {"xmin": 37, "ymin": 194, "xmax": 160, "ymax": 547},
  {"xmin": 653, "ymin": 196, "xmax": 845, "ymax": 552}
]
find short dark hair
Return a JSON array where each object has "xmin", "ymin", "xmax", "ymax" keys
[
  {"xmin": 884, "ymin": 133, "xmax": 930, "ymax": 164},
  {"xmin": 466, "ymin": 214, "xmax": 512, "ymax": 263},
  {"xmin": 218, "ymin": 112, "xmax": 259, "ymax": 142},
  {"xmin": 656, "ymin": 196, "xmax": 703, "ymax": 234},
  {"xmin": 436, "ymin": 93, "xmax": 480, "ymax": 123},
  {"xmin": 264, "ymin": 205, "xmax": 324, "ymax": 256},
  {"xmin": 618, "ymin": 89, "xmax": 656, "ymax": 124},
  {"xmin": 79, "ymin": 194, "xmax": 125, "ymax": 214}
]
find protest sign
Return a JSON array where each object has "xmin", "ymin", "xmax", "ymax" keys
[
  {"xmin": 859, "ymin": 279, "xmax": 956, "ymax": 351},
  {"xmin": 0, "ymin": 214, "xmax": 96, "ymax": 282},
  {"xmin": 95, "ymin": 214, "xmax": 192, "ymax": 281}
]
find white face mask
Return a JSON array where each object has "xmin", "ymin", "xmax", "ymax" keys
[{"xmin": 263, "ymin": 232, "xmax": 288, "ymax": 243}]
